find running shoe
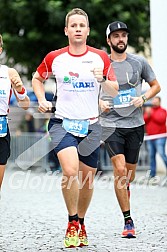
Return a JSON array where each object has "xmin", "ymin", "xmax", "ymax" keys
[
  {"xmin": 122, "ymin": 220, "xmax": 136, "ymax": 238},
  {"xmin": 79, "ymin": 224, "xmax": 89, "ymax": 247},
  {"xmin": 64, "ymin": 220, "xmax": 80, "ymax": 248}
]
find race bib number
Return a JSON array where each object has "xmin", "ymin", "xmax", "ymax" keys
[
  {"xmin": 62, "ymin": 118, "xmax": 89, "ymax": 137},
  {"xmin": 0, "ymin": 116, "xmax": 8, "ymax": 137},
  {"xmin": 113, "ymin": 88, "xmax": 136, "ymax": 108}
]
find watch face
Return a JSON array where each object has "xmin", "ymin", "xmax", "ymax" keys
[{"xmin": 142, "ymin": 95, "xmax": 147, "ymax": 102}]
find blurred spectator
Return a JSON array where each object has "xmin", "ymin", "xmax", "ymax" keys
[
  {"xmin": 143, "ymin": 96, "xmax": 167, "ymax": 177},
  {"xmin": 19, "ymin": 108, "xmax": 35, "ymax": 132},
  {"xmin": 98, "ymin": 142, "xmax": 108, "ymax": 172},
  {"xmin": 38, "ymin": 118, "xmax": 61, "ymax": 173}
]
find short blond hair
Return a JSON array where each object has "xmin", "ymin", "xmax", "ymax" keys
[
  {"xmin": 0, "ymin": 34, "xmax": 3, "ymax": 47},
  {"xmin": 65, "ymin": 8, "xmax": 89, "ymax": 27}
]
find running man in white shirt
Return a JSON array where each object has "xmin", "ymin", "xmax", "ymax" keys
[
  {"xmin": 0, "ymin": 34, "xmax": 30, "ymax": 196},
  {"xmin": 32, "ymin": 8, "xmax": 118, "ymax": 248}
]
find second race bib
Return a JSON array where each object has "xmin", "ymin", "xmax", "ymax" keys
[{"xmin": 113, "ymin": 88, "xmax": 136, "ymax": 108}]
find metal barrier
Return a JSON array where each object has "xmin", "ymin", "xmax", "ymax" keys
[
  {"xmin": 8, "ymin": 133, "xmax": 150, "ymax": 171},
  {"xmin": 8, "ymin": 132, "xmax": 50, "ymax": 171}
]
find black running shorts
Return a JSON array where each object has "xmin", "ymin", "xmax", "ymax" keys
[
  {"xmin": 0, "ymin": 126, "xmax": 10, "ymax": 165},
  {"xmin": 104, "ymin": 125, "xmax": 144, "ymax": 164}
]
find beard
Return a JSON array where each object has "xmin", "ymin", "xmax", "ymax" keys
[{"xmin": 110, "ymin": 42, "xmax": 127, "ymax": 53}]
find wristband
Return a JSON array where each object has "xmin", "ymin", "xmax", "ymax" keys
[
  {"xmin": 15, "ymin": 86, "xmax": 27, "ymax": 100},
  {"xmin": 17, "ymin": 86, "xmax": 26, "ymax": 94}
]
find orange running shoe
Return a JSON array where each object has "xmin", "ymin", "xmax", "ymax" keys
[
  {"xmin": 79, "ymin": 224, "xmax": 89, "ymax": 246},
  {"xmin": 64, "ymin": 220, "xmax": 80, "ymax": 248},
  {"xmin": 122, "ymin": 220, "xmax": 136, "ymax": 238}
]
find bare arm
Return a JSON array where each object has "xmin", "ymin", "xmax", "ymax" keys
[
  {"xmin": 92, "ymin": 67, "xmax": 119, "ymax": 97},
  {"xmin": 32, "ymin": 71, "xmax": 52, "ymax": 113},
  {"xmin": 101, "ymin": 79, "xmax": 118, "ymax": 97},
  {"xmin": 8, "ymin": 68, "xmax": 30, "ymax": 110},
  {"xmin": 131, "ymin": 79, "xmax": 161, "ymax": 108},
  {"xmin": 142, "ymin": 79, "xmax": 161, "ymax": 100}
]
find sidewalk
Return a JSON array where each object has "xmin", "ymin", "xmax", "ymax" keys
[{"xmin": 0, "ymin": 166, "xmax": 167, "ymax": 252}]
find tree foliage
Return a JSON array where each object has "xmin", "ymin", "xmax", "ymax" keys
[{"xmin": 0, "ymin": 0, "xmax": 150, "ymax": 79}]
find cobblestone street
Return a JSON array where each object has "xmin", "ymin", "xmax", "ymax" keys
[{"xmin": 0, "ymin": 166, "xmax": 167, "ymax": 252}]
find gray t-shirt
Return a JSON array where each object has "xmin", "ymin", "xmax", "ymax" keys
[{"xmin": 100, "ymin": 53, "xmax": 156, "ymax": 128}]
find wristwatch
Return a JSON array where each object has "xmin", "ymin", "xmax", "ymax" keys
[
  {"xmin": 142, "ymin": 95, "xmax": 148, "ymax": 103},
  {"xmin": 98, "ymin": 76, "xmax": 106, "ymax": 83}
]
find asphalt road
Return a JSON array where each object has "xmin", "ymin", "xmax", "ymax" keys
[{"xmin": 0, "ymin": 166, "xmax": 167, "ymax": 252}]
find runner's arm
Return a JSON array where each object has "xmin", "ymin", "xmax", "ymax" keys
[
  {"xmin": 9, "ymin": 68, "xmax": 30, "ymax": 110},
  {"xmin": 32, "ymin": 71, "xmax": 52, "ymax": 113}
]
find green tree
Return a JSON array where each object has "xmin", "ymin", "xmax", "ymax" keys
[{"xmin": 0, "ymin": 0, "xmax": 150, "ymax": 79}]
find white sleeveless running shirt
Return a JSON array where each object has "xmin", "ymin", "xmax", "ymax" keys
[
  {"xmin": 37, "ymin": 46, "xmax": 116, "ymax": 120},
  {"xmin": 0, "ymin": 65, "xmax": 12, "ymax": 115}
]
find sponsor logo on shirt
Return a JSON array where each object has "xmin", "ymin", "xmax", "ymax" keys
[
  {"xmin": 0, "ymin": 89, "xmax": 6, "ymax": 95},
  {"xmin": 63, "ymin": 72, "xmax": 95, "ymax": 89}
]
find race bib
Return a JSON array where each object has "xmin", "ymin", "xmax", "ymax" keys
[
  {"xmin": 113, "ymin": 88, "xmax": 136, "ymax": 108},
  {"xmin": 62, "ymin": 118, "xmax": 89, "ymax": 137},
  {"xmin": 0, "ymin": 116, "xmax": 8, "ymax": 137}
]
